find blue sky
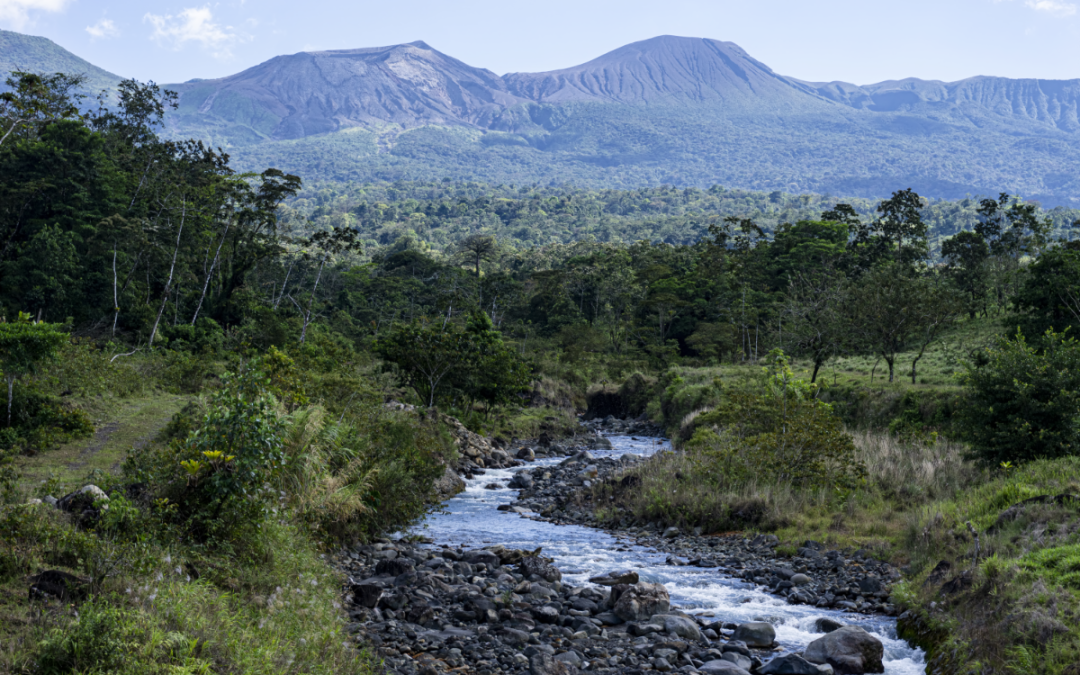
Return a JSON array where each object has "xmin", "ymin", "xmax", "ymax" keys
[{"xmin": 2, "ymin": 0, "xmax": 1079, "ymax": 85}]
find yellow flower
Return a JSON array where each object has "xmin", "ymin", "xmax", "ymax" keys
[{"xmin": 180, "ymin": 460, "xmax": 203, "ymax": 476}]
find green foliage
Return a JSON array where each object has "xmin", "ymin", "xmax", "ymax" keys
[
  {"xmin": 958, "ymin": 328, "xmax": 1080, "ymax": 464},
  {"xmin": 36, "ymin": 599, "xmax": 143, "ymax": 674}
]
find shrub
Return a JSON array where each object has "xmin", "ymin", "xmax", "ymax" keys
[
  {"xmin": 958, "ymin": 328, "xmax": 1080, "ymax": 464},
  {"xmin": 36, "ymin": 600, "xmax": 143, "ymax": 675},
  {"xmin": 687, "ymin": 351, "xmax": 866, "ymax": 490}
]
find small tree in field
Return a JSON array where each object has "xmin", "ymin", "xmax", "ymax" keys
[
  {"xmin": 959, "ymin": 328, "xmax": 1080, "ymax": 465},
  {"xmin": 0, "ymin": 313, "xmax": 67, "ymax": 426}
]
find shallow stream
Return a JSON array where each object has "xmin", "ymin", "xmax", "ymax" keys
[{"xmin": 412, "ymin": 435, "xmax": 926, "ymax": 674}]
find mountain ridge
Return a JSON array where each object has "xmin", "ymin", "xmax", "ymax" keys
[{"xmin": 3, "ymin": 30, "xmax": 1078, "ymax": 204}]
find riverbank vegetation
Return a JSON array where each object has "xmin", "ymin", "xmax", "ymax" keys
[{"xmin": 4, "ymin": 69, "xmax": 1080, "ymax": 673}]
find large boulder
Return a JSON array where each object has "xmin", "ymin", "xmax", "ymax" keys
[
  {"xmin": 519, "ymin": 555, "xmax": 562, "ymax": 582},
  {"xmin": 732, "ymin": 621, "xmax": 776, "ymax": 648},
  {"xmin": 804, "ymin": 625, "xmax": 885, "ymax": 674},
  {"xmin": 612, "ymin": 582, "xmax": 670, "ymax": 622},
  {"xmin": 432, "ymin": 466, "xmax": 466, "ymax": 499}
]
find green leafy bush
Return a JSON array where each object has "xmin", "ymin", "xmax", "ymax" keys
[
  {"xmin": 687, "ymin": 351, "xmax": 866, "ymax": 490},
  {"xmin": 958, "ymin": 328, "xmax": 1080, "ymax": 464}
]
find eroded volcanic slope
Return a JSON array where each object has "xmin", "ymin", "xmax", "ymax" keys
[{"xmin": 58, "ymin": 32, "xmax": 1080, "ymax": 202}]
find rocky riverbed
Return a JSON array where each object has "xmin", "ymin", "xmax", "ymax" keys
[{"xmin": 335, "ymin": 421, "xmax": 924, "ymax": 675}]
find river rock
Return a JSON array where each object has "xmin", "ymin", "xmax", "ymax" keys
[
  {"xmin": 814, "ymin": 618, "xmax": 844, "ymax": 634},
  {"xmin": 660, "ymin": 614, "xmax": 703, "ymax": 641},
  {"xmin": 463, "ymin": 549, "xmax": 501, "ymax": 566},
  {"xmin": 804, "ymin": 626, "xmax": 885, "ymax": 674},
  {"xmin": 722, "ymin": 651, "xmax": 754, "ymax": 671},
  {"xmin": 699, "ymin": 660, "xmax": 753, "ymax": 675},
  {"xmin": 732, "ymin": 621, "xmax": 776, "ymax": 647},
  {"xmin": 612, "ymin": 582, "xmax": 670, "ymax": 622},
  {"xmin": 520, "ymin": 555, "xmax": 562, "ymax": 582},
  {"xmin": 350, "ymin": 583, "xmax": 382, "ymax": 608},
  {"xmin": 589, "ymin": 570, "xmax": 639, "ymax": 586},
  {"xmin": 529, "ymin": 651, "xmax": 579, "ymax": 674},
  {"xmin": 791, "ymin": 573, "xmax": 812, "ymax": 586},
  {"xmin": 432, "ymin": 466, "xmax": 466, "ymax": 499},
  {"xmin": 662, "ymin": 526, "xmax": 681, "ymax": 539},
  {"xmin": 374, "ymin": 558, "xmax": 411, "ymax": 576},
  {"xmin": 760, "ymin": 653, "xmax": 830, "ymax": 674}
]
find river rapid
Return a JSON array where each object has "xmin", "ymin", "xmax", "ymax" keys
[{"xmin": 411, "ymin": 434, "xmax": 926, "ymax": 674}]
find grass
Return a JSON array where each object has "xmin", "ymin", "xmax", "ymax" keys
[{"xmin": 14, "ymin": 392, "xmax": 189, "ymax": 490}]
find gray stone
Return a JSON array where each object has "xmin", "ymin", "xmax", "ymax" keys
[
  {"xmin": 520, "ymin": 555, "xmax": 562, "ymax": 582},
  {"xmin": 529, "ymin": 652, "xmax": 578, "ymax": 675},
  {"xmin": 661, "ymin": 614, "xmax": 703, "ymax": 641},
  {"xmin": 463, "ymin": 549, "xmax": 501, "ymax": 566},
  {"xmin": 791, "ymin": 573, "xmax": 813, "ymax": 586},
  {"xmin": 721, "ymin": 641, "xmax": 751, "ymax": 657},
  {"xmin": 662, "ymin": 526, "xmax": 681, "ymax": 539},
  {"xmin": 732, "ymin": 621, "xmax": 776, "ymax": 648},
  {"xmin": 698, "ymin": 660, "xmax": 753, "ymax": 675},
  {"xmin": 721, "ymin": 652, "xmax": 753, "ymax": 670},
  {"xmin": 613, "ymin": 582, "xmax": 671, "ymax": 622},
  {"xmin": 533, "ymin": 605, "xmax": 560, "ymax": 624},
  {"xmin": 759, "ymin": 653, "xmax": 825, "ymax": 675},
  {"xmin": 813, "ymin": 618, "xmax": 844, "ymax": 634},
  {"xmin": 804, "ymin": 625, "xmax": 885, "ymax": 674},
  {"xmin": 589, "ymin": 570, "xmax": 639, "ymax": 586},
  {"xmin": 556, "ymin": 651, "xmax": 584, "ymax": 667},
  {"xmin": 433, "ymin": 466, "xmax": 466, "ymax": 499}
]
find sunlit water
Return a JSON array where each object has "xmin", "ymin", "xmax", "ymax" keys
[{"xmin": 410, "ymin": 435, "xmax": 925, "ymax": 674}]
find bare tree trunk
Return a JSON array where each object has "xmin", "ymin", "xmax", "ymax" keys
[
  {"xmin": 6, "ymin": 375, "xmax": 14, "ymax": 427},
  {"xmin": 191, "ymin": 221, "xmax": 230, "ymax": 325},
  {"xmin": 274, "ymin": 259, "xmax": 295, "ymax": 309},
  {"xmin": 112, "ymin": 244, "xmax": 119, "ymax": 336},
  {"xmin": 299, "ymin": 256, "xmax": 327, "ymax": 345},
  {"xmin": 148, "ymin": 203, "xmax": 186, "ymax": 347}
]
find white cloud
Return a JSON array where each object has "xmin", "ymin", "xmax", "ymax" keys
[
  {"xmin": 1024, "ymin": 0, "xmax": 1077, "ymax": 15},
  {"xmin": 0, "ymin": 0, "xmax": 70, "ymax": 30},
  {"xmin": 85, "ymin": 18, "xmax": 119, "ymax": 39},
  {"xmin": 144, "ymin": 6, "xmax": 240, "ymax": 59}
]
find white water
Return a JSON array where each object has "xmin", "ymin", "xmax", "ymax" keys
[{"xmin": 411, "ymin": 435, "xmax": 925, "ymax": 674}]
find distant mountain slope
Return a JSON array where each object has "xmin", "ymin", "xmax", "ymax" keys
[
  {"xmin": 0, "ymin": 29, "xmax": 122, "ymax": 94},
  {"xmin": 502, "ymin": 36, "xmax": 816, "ymax": 106},
  {"xmin": 163, "ymin": 35, "xmax": 1079, "ymax": 205},
  {"xmin": 169, "ymin": 41, "xmax": 527, "ymax": 143}
]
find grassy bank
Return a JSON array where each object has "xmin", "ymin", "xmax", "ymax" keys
[{"xmin": 0, "ymin": 341, "xmax": 456, "ymax": 674}]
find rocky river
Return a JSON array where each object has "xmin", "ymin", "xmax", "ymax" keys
[{"xmin": 335, "ymin": 423, "xmax": 926, "ymax": 675}]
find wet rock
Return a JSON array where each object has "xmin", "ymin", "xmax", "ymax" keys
[
  {"xmin": 662, "ymin": 526, "xmax": 681, "ymax": 539},
  {"xmin": 658, "ymin": 614, "xmax": 702, "ymax": 641},
  {"xmin": 813, "ymin": 618, "xmax": 844, "ymax": 634},
  {"xmin": 464, "ymin": 549, "xmax": 501, "ymax": 567},
  {"xmin": 509, "ymin": 472, "xmax": 534, "ymax": 489},
  {"xmin": 732, "ymin": 621, "xmax": 776, "ymax": 648},
  {"xmin": 613, "ymin": 582, "xmax": 670, "ymax": 622},
  {"xmin": 804, "ymin": 625, "xmax": 885, "ymax": 674},
  {"xmin": 589, "ymin": 570, "xmax": 639, "ymax": 586},
  {"xmin": 721, "ymin": 651, "xmax": 754, "ymax": 671},
  {"xmin": 520, "ymin": 555, "xmax": 562, "ymax": 582},
  {"xmin": 721, "ymin": 641, "xmax": 751, "ymax": 657},
  {"xmin": 791, "ymin": 573, "xmax": 812, "ymax": 586},
  {"xmin": 433, "ymin": 466, "xmax": 466, "ymax": 499},
  {"xmin": 760, "ymin": 653, "xmax": 829, "ymax": 674},
  {"xmin": 699, "ymin": 659, "xmax": 753, "ymax": 675}
]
